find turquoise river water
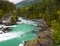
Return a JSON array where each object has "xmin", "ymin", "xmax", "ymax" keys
[{"xmin": 0, "ymin": 23, "xmax": 37, "ymax": 46}]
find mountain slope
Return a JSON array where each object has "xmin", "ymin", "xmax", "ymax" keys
[{"xmin": 16, "ymin": 0, "xmax": 42, "ymax": 8}]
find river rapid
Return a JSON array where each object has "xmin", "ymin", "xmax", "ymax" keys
[{"xmin": 0, "ymin": 17, "xmax": 39, "ymax": 46}]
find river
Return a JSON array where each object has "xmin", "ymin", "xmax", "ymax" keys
[{"xmin": 0, "ymin": 17, "xmax": 38, "ymax": 46}]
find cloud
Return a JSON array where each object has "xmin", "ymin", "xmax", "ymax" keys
[{"xmin": 9, "ymin": 0, "xmax": 23, "ymax": 4}]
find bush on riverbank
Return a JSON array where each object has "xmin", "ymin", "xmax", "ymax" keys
[{"xmin": 51, "ymin": 20, "xmax": 60, "ymax": 46}]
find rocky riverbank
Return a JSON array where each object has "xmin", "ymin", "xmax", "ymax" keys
[
  {"xmin": 0, "ymin": 17, "xmax": 53, "ymax": 46},
  {"xmin": 24, "ymin": 19, "xmax": 53, "ymax": 46}
]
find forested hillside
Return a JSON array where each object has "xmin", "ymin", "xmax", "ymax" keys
[
  {"xmin": 0, "ymin": 0, "xmax": 16, "ymax": 16},
  {"xmin": 0, "ymin": 0, "xmax": 17, "ymax": 24},
  {"xmin": 17, "ymin": 0, "xmax": 60, "ymax": 46}
]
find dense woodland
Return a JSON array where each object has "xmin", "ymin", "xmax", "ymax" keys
[
  {"xmin": 0, "ymin": 0, "xmax": 60, "ymax": 46},
  {"xmin": 0, "ymin": 0, "xmax": 17, "ymax": 24}
]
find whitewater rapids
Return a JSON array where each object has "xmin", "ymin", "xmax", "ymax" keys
[{"xmin": 0, "ymin": 31, "xmax": 24, "ymax": 42}]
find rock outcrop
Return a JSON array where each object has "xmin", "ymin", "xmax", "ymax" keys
[{"xmin": 24, "ymin": 19, "xmax": 53, "ymax": 46}]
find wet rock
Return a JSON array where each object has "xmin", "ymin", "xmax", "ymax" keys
[{"xmin": 0, "ymin": 31, "xmax": 3, "ymax": 34}]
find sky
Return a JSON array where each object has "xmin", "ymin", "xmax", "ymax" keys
[{"xmin": 8, "ymin": 0, "xmax": 23, "ymax": 4}]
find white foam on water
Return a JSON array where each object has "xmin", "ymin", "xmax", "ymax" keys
[
  {"xmin": 0, "ymin": 31, "xmax": 24, "ymax": 42},
  {"xmin": 17, "ymin": 17, "xmax": 38, "ymax": 26},
  {"xmin": 19, "ymin": 41, "xmax": 24, "ymax": 46},
  {"xmin": 0, "ymin": 25, "xmax": 17, "ymax": 28},
  {"xmin": 7, "ymin": 25, "xmax": 17, "ymax": 27},
  {"xmin": 19, "ymin": 43, "xmax": 24, "ymax": 46}
]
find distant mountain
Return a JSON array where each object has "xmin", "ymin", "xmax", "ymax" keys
[{"xmin": 16, "ymin": 0, "xmax": 42, "ymax": 8}]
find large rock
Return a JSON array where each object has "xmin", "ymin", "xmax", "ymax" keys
[{"xmin": 24, "ymin": 19, "xmax": 53, "ymax": 46}]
